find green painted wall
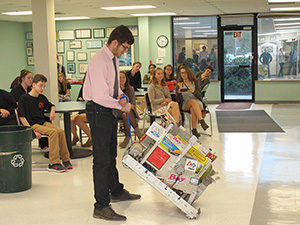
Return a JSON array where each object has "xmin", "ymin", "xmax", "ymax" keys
[
  {"xmin": 1, "ymin": 17, "xmax": 300, "ymax": 102},
  {"xmin": 0, "ymin": 21, "xmax": 27, "ymax": 91}
]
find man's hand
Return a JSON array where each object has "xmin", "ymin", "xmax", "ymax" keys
[
  {"xmin": 119, "ymin": 97, "xmax": 127, "ymax": 107},
  {"xmin": 0, "ymin": 109, "xmax": 10, "ymax": 118},
  {"xmin": 120, "ymin": 103, "xmax": 131, "ymax": 113},
  {"xmin": 49, "ymin": 107, "xmax": 56, "ymax": 121},
  {"xmin": 34, "ymin": 131, "xmax": 42, "ymax": 139}
]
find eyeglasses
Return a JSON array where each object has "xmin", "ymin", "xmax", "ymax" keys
[
  {"xmin": 180, "ymin": 71, "xmax": 187, "ymax": 75},
  {"xmin": 119, "ymin": 42, "xmax": 129, "ymax": 50}
]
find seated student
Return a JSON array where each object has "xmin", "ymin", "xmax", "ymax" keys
[
  {"xmin": 71, "ymin": 77, "xmax": 92, "ymax": 148},
  {"xmin": 195, "ymin": 66, "xmax": 214, "ymax": 97},
  {"xmin": 164, "ymin": 64, "xmax": 176, "ymax": 82},
  {"xmin": 126, "ymin": 61, "xmax": 142, "ymax": 91},
  {"xmin": 143, "ymin": 64, "xmax": 156, "ymax": 84},
  {"xmin": 58, "ymin": 72, "xmax": 71, "ymax": 102},
  {"xmin": 175, "ymin": 65, "xmax": 208, "ymax": 138},
  {"xmin": 18, "ymin": 74, "xmax": 72, "ymax": 173},
  {"xmin": 11, "ymin": 69, "xmax": 33, "ymax": 103},
  {"xmin": 119, "ymin": 71, "xmax": 144, "ymax": 148},
  {"xmin": 147, "ymin": 68, "xmax": 180, "ymax": 125},
  {"xmin": 10, "ymin": 76, "xmax": 20, "ymax": 90},
  {"xmin": 0, "ymin": 89, "xmax": 17, "ymax": 126}
]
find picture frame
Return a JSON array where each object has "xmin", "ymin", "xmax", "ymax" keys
[
  {"xmin": 75, "ymin": 29, "xmax": 92, "ymax": 39},
  {"xmin": 118, "ymin": 44, "xmax": 134, "ymax": 70},
  {"xmin": 70, "ymin": 40, "xmax": 82, "ymax": 49},
  {"xmin": 77, "ymin": 52, "xmax": 87, "ymax": 61},
  {"xmin": 57, "ymin": 41, "xmax": 65, "ymax": 53},
  {"xmin": 86, "ymin": 40, "xmax": 103, "ymax": 49},
  {"xmin": 67, "ymin": 63, "xmax": 76, "ymax": 74},
  {"xmin": 27, "ymin": 57, "xmax": 34, "ymax": 65},
  {"xmin": 27, "ymin": 42, "xmax": 33, "ymax": 47},
  {"xmin": 79, "ymin": 63, "xmax": 88, "ymax": 74},
  {"xmin": 67, "ymin": 50, "xmax": 75, "ymax": 61},
  {"xmin": 58, "ymin": 30, "xmax": 75, "ymax": 40},
  {"xmin": 93, "ymin": 28, "xmax": 105, "ymax": 38},
  {"xmin": 90, "ymin": 51, "xmax": 97, "ymax": 59},
  {"xmin": 58, "ymin": 55, "xmax": 63, "ymax": 65},
  {"xmin": 25, "ymin": 32, "xmax": 33, "ymax": 40},
  {"xmin": 26, "ymin": 48, "xmax": 33, "ymax": 56}
]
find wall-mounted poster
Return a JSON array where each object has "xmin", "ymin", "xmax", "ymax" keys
[
  {"xmin": 58, "ymin": 30, "xmax": 75, "ymax": 40},
  {"xmin": 93, "ymin": 28, "xmax": 105, "ymax": 38},
  {"xmin": 26, "ymin": 48, "xmax": 33, "ymax": 56},
  {"xmin": 70, "ymin": 40, "xmax": 82, "ymax": 49},
  {"xmin": 67, "ymin": 63, "xmax": 76, "ymax": 74},
  {"xmin": 57, "ymin": 41, "xmax": 65, "ymax": 53},
  {"xmin": 86, "ymin": 40, "xmax": 103, "ymax": 49},
  {"xmin": 79, "ymin": 63, "xmax": 88, "ymax": 74},
  {"xmin": 67, "ymin": 50, "xmax": 75, "ymax": 61},
  {"xmin": 27, "ymin": 57, "xmax": 34, "ymax": 65},
  {"xmin": 77, "ymin": 52, "xmax": 87, "ymax": 61},
  {"xmin": 118, "ymin": 44, "xmax": 134, "ymax": 70},
  {"xmin": 75, "ymin": 29, "xmax": 92, "ymax": 39}
]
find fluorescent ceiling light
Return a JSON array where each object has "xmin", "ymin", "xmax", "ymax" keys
[
  {"xmin": 131, "ymin": 12, "xmax": 176, "ymax": 16},
  {"xmin": 55, "ymin": 16, "xmax": 90, "ymax": 20},
  {"xmin": 203, "ymin": 32, "xmax": 217, "ymax": 35},
  {"xmin": 101, "ymin": 5, "xmax": 156, "ymax": 10},
  {"xmin": 275, "ymin": 22, "xmax": 300, "ymax": 26},
  {"xmin": 182, "ymin": 26, "xmax": 211, "ymax": 29},
  {"xmin": 173, "ymin": 17, "xmax": 190, "ymax": 21},
  {"xmin": 270, "ymin": 7, "xmax": 300, "ymax": 11},
  {"xmin": 274, "ymin": 18, "xmax": 300, "ymax": 21},
  {"xmin": 276, "ymin": 25, "xmax": 300, "ymax": 29},
  {"xmin": 194, "ymin": 29, "xmax": 217, "ymax": 32},
  {"xmin": 174, "ymin": 22, "xmax": 201, "ymax": 25},
  {"xmin": 193, "ymin": 35, "xmax": 208, "ymax": 37},
  {"xmin": 1, "ymin": 11, "xmax": 32, "ymax": 15},
  {"xmin": 268, "ymin": 0, "xmax": 300, "ymax": 2}
]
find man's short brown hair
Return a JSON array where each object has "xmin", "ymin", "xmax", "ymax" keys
[{"xmin": 33, "ymin": 74, "xmax": 47, "ymax": 84}]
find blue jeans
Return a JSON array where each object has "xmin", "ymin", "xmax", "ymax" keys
[
  {"xmin": 85, "ymin": 101, "xmax": 124, "ymax": 209},
  {"xmin": 58, "ymin": 95, "xmax": 71, "ymax": 102}
]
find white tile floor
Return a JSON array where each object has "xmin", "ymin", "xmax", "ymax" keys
[{"xmin": 0, "ymin": 104, "xmax": 299, "ymax": 225}]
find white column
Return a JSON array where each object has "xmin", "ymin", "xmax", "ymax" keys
[{"xmin": 31, "ymin": 0, "xmax": 58, "ymax": 103}]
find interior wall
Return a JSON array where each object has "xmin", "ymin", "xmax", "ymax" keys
[{"xmin": 0, "ymin": 21, "xmax": 27, "ymax": 91}]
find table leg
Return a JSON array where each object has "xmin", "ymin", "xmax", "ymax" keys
[{"xmin": 63, "ymin": 112, "xmax": 92, "ymax": 159}]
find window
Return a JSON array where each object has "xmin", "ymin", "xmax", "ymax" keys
[
  {"xmin": 173, "ymin": 16, "xmax": 218, "ymax": 80},
  {"xmin": 258, "ymin": 16, "xmax": 300, "ymax": 80}
]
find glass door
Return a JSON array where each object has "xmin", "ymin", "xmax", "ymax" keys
[{"xmin": 221, "ymin": 27, "xmax": 254, "ymax": 102}]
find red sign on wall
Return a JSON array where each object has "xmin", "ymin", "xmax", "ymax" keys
[{"xmin": 233, "ymin": 31, "xmax": 242, "ymax": 39}]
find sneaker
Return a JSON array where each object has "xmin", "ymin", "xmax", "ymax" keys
[
  {"xmin": 93, "ymin": 206, "xmax": 126, "ymax": 221},
  {"xmin": 48, "ymin": 164, "xmax": 68, "ymax": 173},
  {"xmin": 63, "ymin": 161, "xmax": 73, "ymax": 169},
  {"xmin": 192, "ymin": 129, "xmax": 201, "ymax": 139},
  {"xmin": 111, "ymin": 189, "xmax": 141, "ymax": 202}
]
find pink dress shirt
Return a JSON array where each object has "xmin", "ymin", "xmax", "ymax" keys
[{"xmin": 83, "ymin": 45, "xmax": 123, "ymax": 110}]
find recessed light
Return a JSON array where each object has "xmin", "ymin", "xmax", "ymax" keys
[
  {"xmin": 1, "ymin": 11, "xmax": 32, "ymax": 15},
  {"xmin": 101, "ymin": 5, "xmax": 156, "ymax": 10},
  {"xmin": 276, "ymin": 25, "xmax": 300, "ymax": 29},
  {"xmin": 270, "ymin": 7, "xmax": 300, "ymax": 11},
  {"xmin": 275, "ymin": 22, "xmax": 300, "ymax": 26},
  {"xmin": 182, "ymin": 26, "xmax": 211, "ymax": 29},
  {"xmin": 274, "ymin": 18, "xmax": 300, "ymax": 22},
  {"xmin": 268, "ymin": 0, "xmax": 300, "ymax": 2},
  {"xmin": 131, "ymin": 12, "xmax": 176, "ymax": 16},
  {"xmin": 55, "ymin": 16, "xmax": 90, "ymax": 20},
  {"xmin": 174, "ymin": 22, "xmax": 201, "ymax": 25}
]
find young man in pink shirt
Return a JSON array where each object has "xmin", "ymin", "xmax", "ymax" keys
[{"xmin": 83, "ymin": 25, "xmax": 140, "ymax": 221}]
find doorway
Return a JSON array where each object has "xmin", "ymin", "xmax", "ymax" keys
[{"xmin": 220, "ymin": 26, "xmax": 255, "ymax": 102}]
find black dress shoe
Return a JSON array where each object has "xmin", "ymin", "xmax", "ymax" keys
[
  {"xmin": 93, "ymin": 206, "xmax": 126, "ymax": 221},
  {"xmin": 111, "ymin": 189, "xmax": 141, "ymax": 202}
]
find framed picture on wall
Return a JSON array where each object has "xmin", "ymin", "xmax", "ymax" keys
[
  {"xmin": 75, "ymin": 29, "xmax": 92, "ymax": 39},
  {"xmin": 25, "ymin": 32, "xmax": 33, "ymax": 40},
  {"xmin": 90, "ymin": 51, "xmax": 97, "ymax": 59},
  {"xmin": 77, "ymin": 52, "xmax": 87, "ymax": 61},
  {"xmin": 27, "ymin": 57, "xmax": 34, "ymax": 65},
  {"xmin": 58, "ymin": 30, "xmax": 75, "ymax": 40},
  {"xmin": 70, "ymin": 40, "xmax": 82, "ymax": 49},
  {"xmin": 58, "ymin": 55, "xmax": 63, "ymax": 65},
  {"xmin": 118, "ymin": 44, "xmax": 134, "ymax": 70},
  {"xmin": 93, "ymin": 28, "xmax": 105, "ymax": 38},
  {"xmin": 67, "ymin": 50, "xmax": 75, "ymax": 61},
  {"xmin": 26, "ymin": 48, "xmax": 33, "ymax": 56},
  {"xmin": 86, "ymin": 40, "xmax": 103, "ymax": 49},
  {"xmin": 67, "ymin": 63, "xmax": 76, "ymax": 74},
  {"xmin": 57, "ymin": 41, "xmax": 65, "ymax": 53},
  {"xmin": 27, "ymin": 42, "xmax": 33, "ymax": 47},
  {"xmin": 79, "ymin": 63, "xmax": 88, "ymax": 74}
]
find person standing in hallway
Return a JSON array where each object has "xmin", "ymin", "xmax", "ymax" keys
[
  {"xmin": 83, "ymin": 25, "xmax": 141, "ymax": 221},
  {"xmin": 259, "ymin": 48, "xmax": 272, "ymax": 78},
  {"xmin": 278, "ymin": 48, "xmax": 285, "ymax": 78}
]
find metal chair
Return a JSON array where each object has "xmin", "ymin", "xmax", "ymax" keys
[{"xmin": 142, "ymin": 93, "xmax": 161, "ymax": 132}]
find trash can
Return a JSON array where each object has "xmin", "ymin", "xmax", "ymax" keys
[{"xmin": 0, "ymin": 125, "xmax": 33, "ymax": 193}]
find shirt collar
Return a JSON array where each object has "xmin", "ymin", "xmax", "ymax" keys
[{"xmin": 103, "ymin": 45, "xmax": 115, "ymax": 60}]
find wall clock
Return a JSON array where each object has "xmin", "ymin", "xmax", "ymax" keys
[{"xmin": 156, "ymin": 35, "xmax": 169, "ymax": 48}]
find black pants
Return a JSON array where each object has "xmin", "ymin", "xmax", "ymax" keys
[
  {"xmin": 86, "ymin": 101, "xmax": 124, "ymax": 210},
  {"xmin": 0, "ymin": 114, "xmax": 17, "ymax": 126}
]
